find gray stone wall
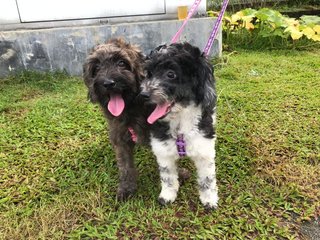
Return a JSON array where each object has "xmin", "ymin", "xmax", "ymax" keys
[{"xmin": 0, "ymin": 18, "xmax": 221, "ymax": 77}]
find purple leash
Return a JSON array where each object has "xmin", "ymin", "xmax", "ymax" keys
[
  {"xmin": 176, "ymin": 134, "xmax": 187, "ymax": 157},
  {"xmin": 203, "ymin": 0, "xmax": 229, "ymax": 56},
  {"xmin": 171, "ymin": 0, "xmax": 230, "ymax": 157}
]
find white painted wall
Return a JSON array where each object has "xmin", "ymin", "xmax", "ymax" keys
[
  {"xmin": 166, "ymin": 0, "xmax": 206, "ymax": 14},
  {"xmin": 17, "ymin": 0, "xmax": 166, "ymax": 22},
  {"xmin": 1, "ymin": 0, "xmax": 206, "ymax": 24},
  {"xmin": 0, "ymin": 0, "xmax": 21, "ymax": 24}
]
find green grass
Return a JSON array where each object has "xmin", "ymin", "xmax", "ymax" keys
[{"xmin": 1, "ymin": 49, "xmax": 319, "ymax": 239}]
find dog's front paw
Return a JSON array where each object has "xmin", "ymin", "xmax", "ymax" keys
[
  {"xmin": 158, "ymin": 188, "xmax": 177, "ymax": 206},
  {"xmin": 200, "ymin": 191, "xmax": 218, "ymax": 210},
  {"xmin": 116, "ymin": 185, "xmax": 137, "ymax": 201},
  {"xmin": 203, "ymin": 202, "xmax": 218, "ymax": 211},
  {"xmin": 158, "ymin": 197, "xmax": 173, "ymax": 206}
]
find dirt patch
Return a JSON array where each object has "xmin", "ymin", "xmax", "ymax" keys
[{"xmin": 301, "ymin": 219, "xmax": 320, "ymax": 240}]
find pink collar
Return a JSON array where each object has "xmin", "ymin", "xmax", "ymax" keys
[{"xmin": 128, "ymin": 127, "xmax": 137, "ymax": 142}]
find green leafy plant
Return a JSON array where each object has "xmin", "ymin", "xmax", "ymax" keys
[{"xmin": 208, "ymin": 8, "xmax": 320, "ymax": 49}]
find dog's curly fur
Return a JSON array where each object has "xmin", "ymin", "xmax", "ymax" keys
[
  {"xmin": 141, "ymin": 42, "xmax": 218, "ymax": 209},
  {"xmin": 83, "ymin": 38, "xmax": 150, "ymax": 200}
]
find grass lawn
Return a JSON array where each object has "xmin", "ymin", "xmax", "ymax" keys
[{"xmin": 0, "ymin": 49, "xmax": 319, "ymax": 239}]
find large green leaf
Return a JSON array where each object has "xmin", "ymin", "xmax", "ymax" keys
[
  {"xmin": 255, "ymin": 8, "xmax": 286, "ymax": 28},
  {"xmin": 241, "ymin": 8, "xmax": 257, "ymax": 17},
  {"xmin": 300, "ymin": 15, "xmax": 320, "ymax": 26}
]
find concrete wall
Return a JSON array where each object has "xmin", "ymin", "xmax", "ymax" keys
[{"xmin": 0, "ymin": 18, "xmax": 221, "ymax": 77}]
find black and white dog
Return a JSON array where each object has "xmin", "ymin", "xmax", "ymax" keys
[{"xmin": 141, "ymin": 42, "xmax": 218, "ymax": 209}]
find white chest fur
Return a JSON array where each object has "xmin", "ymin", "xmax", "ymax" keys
[
  {"xmin": 150, "ymin": 102, "xmax": 218, "ymax": 208},
  {"xmin": 164, "ymin": 103, "xmax": 202, "ymax": 138},
  {"xmin": 151, "ymin": 102, "xmax": 216, "ymax": 159}
]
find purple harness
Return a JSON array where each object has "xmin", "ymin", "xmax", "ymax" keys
[
  {"xmin": 176, "ymin": 134, "xmax": 186, "ymax": 157},
  {"xmin": 129, "ymin": 127, "xmax": 186, "ymax": 157}
]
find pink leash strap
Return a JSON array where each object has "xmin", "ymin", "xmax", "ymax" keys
[
  {"xmin": 203, "ymin": 0, "xmax": 229, "ymax": 56},
  {"xmin": 171, "ymin": 0, "xmax": 202, "ymax": 43}
]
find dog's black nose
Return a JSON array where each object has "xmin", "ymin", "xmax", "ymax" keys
[
  {"xmin": 139, "ymin": 91, "xmax": 151, "ymax": 99},
  {"xmin": 103, "ymin": 80, "xmax": 115, "ymax": 88}
]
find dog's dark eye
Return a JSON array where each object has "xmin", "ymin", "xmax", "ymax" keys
[
  {"xmin": 146, "ymin": 70, "xmax": 152, "ymax": 78},
  {"xmin": 117, "ymin": 60, "xmax": 126, "ymax": 67},
  {"xmin": 92, "ymin": 65, "xmax": 100, "ymax": 77},
  {"xmin": 167, "ymin": 71, "xmax": 176, "ymax": 79}
]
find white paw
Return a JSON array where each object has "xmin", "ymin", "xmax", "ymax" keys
[
  {"xmin": 199, "ymin": 190, "xmax": 218, "ymax": 209},
  {"xmin": 158, "ymin": 188, "xmax": 177, "ymax": 205}
]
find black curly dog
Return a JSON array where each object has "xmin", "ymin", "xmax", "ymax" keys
[{"xmin": 83, "ymin": 38, "xmax": 149, "ymax": 200}]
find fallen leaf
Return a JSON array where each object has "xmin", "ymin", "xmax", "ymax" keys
[
  {"xmin": 311, "ymin": 35, "xmax": 320, "ymax": 41},
  {"xmin": 285, "ymin": 26, "xmax": 303, "ymax": 40},
  {"xmin": 245, "ymin": 21, "xmax": 255, "ymax": 30},
  {"xmin": 302, "ymin": 27, "xmax": 315, "ymax": 39},
  {"xmin": 313, "ymin": 25, "xmax": 320, "ymax": 34}
]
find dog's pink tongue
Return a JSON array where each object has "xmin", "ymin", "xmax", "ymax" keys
[
  {"xmin": 108, "ymin": 94, "xmax": 125, "ymax": 116},
  {"xmin": 147, "ymin": 103, "xmax": 171, "ymax": 124}
]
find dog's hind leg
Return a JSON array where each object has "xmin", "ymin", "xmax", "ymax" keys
[
  {"xmin": 151, "ymin": 138, "xmax": 179, "ymax": 205},
  {"xmin": 114, "ymin": 143, "xmax": 138, "ymax": 201},
  {"xmin": 190, "ymin": 137, "xmax": 218, "ymax": 210}
]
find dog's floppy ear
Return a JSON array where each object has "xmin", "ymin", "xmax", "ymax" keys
[
  {"xmin": 83, "ymin": 56, "xmax": 98, "ymax": 103},
  {"xmin": 182, "ymin": 42, "xmax": 202, "ymax": 58},
  {"xmin": 181, "ymin": 43, "xmax": 216, "ymax": 110},
  {"xmin": 196, "ymin": 56, "xmax": 216, "ymax": 110},
  {"xmin": 128, "ymin": 49, "xmax": 145, "ymax": 85}
]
